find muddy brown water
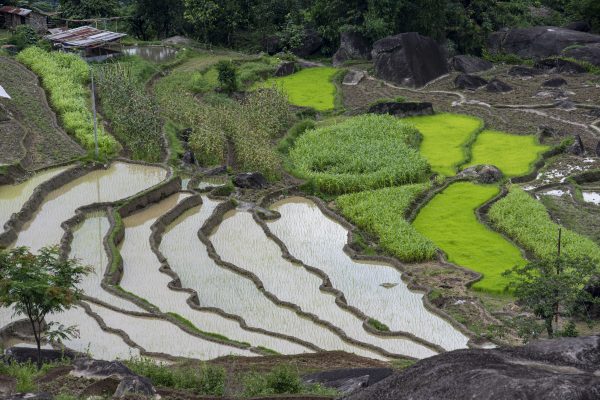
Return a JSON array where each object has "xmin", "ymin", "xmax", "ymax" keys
[
  {"xmin": 14, "ymin": 162, "xmax": 167, "ymax": 251},
  {"xmin": 0, "ymin": 166, "xmax": 68, "ymax": 231},
  {"xmin": 213, "ymin": 209, "xmax": 438, "ymax": 358},
  {"xmin": 267, "ymin": 197, "xmax": 469, "ymax": 351}
]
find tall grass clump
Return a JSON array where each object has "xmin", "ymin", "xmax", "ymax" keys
[
  {"xmin": 96, "ymin": 64, "xmax": 163, "ymax": 162},
  {"xmin": 126, "ymin": 357, "xmax": 225, "ymax": 395},
  {"xmin": 289, "ymin": 114, "xmax": 429, "ymax": 194},
  {"xmin": 243, "ymin": 365, "xmax": 338, "ymax": 397},
  {"xmin": 337, "ymin": 184, "xmax": 437, "ymax": 261},
  {"xmin": 489, "ymin": 188, "xmax": 600, "ymax": 262},
  {"xmin": 16, "ymin": 47, "xmax": 119, "ymax": 157}
]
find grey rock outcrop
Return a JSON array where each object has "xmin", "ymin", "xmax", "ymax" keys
[
  {"xmin": 333, "ymin": 32, "xmax": 371, "ymax": 66},
  {"xmin": 488, "ymin": 26, "xmax": 600, "ymax": 59},
  {"xmin": 342, "ymin": 70, "xmax": 365, "ymax": 86},
  {"xmin": 343, "ymin": 336, "xmax": 600, "ymax": 400},
  {"xmin": 508, "ymin": 66, "xmax": 542, "ymax": 77},
  {"xmin": 305, "ymin": 368, "xmax": 393, "ymax": 395},
  {"xmin": 233, "ymin": 172, "xmax": 268, "ymax": 189},
  {"xmin": 4, "ymin": 347, "xmax": 77, "ymax": 365},
  {"xmin": 371, "ymin": 32, "xmax": 448, "ymax": 87},
  {"xmin": 71, "ymin": 359, "xmax": 134, "ymax": 380},
  {"xmin": 542, "ymin": 77, "xmax": 567, "ymax": 87},
  {"xmin": 114, "ymin": 375, "xmax": 157, "ymax": 398},
  {"xmin": 274, "ymin": 61, "xmax": 296, "ymax": 77},
  {"xmin": 564, "ymin": 21, "xmax": 591, "ymax": 32},
  {"xmin": 458, "ymin": 165, "xmax": 503, "ymax": 184},
  {"xmin": 291, "ymin": 29, "xmax": 323, "ymax": 57},
  {"xmin": 568, "ymin": 135, "xmax": 585, "ymax": 156},
  {"xmin": 485, "ymin": 79, "xmax": 512, "ymax": 93},
  {"xmin": 454, "ymin": 74, "xmax": 488, "ymax": 90},
  {"xmin": 450, "ymin": 55, "xmax": 492, "ymax": 73},
  {"xmin": 534, "ymin": 58, "xmax": 587, "ymax": 74},
  {"xmin": 563, "ymin": 43, "xmax": 600, "ymax": 67},
  {"xmin": 367, "ymin": 101, "xmax": 434, "ymax": 118}
]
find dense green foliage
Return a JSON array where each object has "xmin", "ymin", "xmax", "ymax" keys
[
  {"xmin": 16, "ymin": 47, "xmax": 119, "ymax": 157},
  {"xmin": 466, "ymin": 130, "xmax": 549, "ymax": 177},
  {"xmin": 243, "ymin": 365, "xmax": 337, "ymax": 397},
  {"xmin": 289, "ymin": 115, "xmax": 429, "ymax": 194},
  {"xmin": 256, "ymin": 67, "xmax": 339, "ymax": 111},
  {"xmin": 413, "ymin": 182, "xmax": 526, "ymax": 293},
  {"xmin": 489, "ymin": 188, "xmax": 600, "ymax": 262},
  {"xmin": 337, "ymin": 184, "xmax": 437, "ymax": 262},
  {"xmin": 126, "ymin": 357, "xmax": 226, "ymax": 395},
  {"xmin": 96, "ymin": 63, "xmax": 163, "ymax": 162},
  {"xmin": 0, "ymin": 360, "xmax": 68, "ymax": 392},
  {"xmin": 403, "ymin": 113, "xmax": 482, "ymax": 177},
  {"xmin": 216, "ymin": 60, "xmax": 239, "ymax": 94}
]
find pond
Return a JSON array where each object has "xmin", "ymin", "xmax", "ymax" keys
[{"xmin": 122, "ymin": 46, "xmax": 178, "ymax": 63}]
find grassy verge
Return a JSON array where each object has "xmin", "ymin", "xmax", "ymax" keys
[
  {"xmin": 465, "ymin": 130, "xmax": 549, "ymax": 177},
  {"xmin": 0, "ymin": 360, "xmax": 69, "ymax": 392},
  {"xmin": 289, "ymin": 114, "xmax": 429, "ymax": 194},
  {"xmin": 255, "ymin": 67, "xmax": 339, "ymax": 111},
  {"xmin": 243, "ymin": 365, "xmax": 338, "ymax": 397},
  {"xmin": 402, "ymin": 113, "xmax": 483, "ymax": 177},
  {"xmin": 166, "ymin": 312, "xmax": 251, "ymax": 348},
  {"xmin": 489, "ymin": 187, "xmax": 600, "ymax": 262},
  {"xmin": 337, "ymin": 184, "xmax": 437, "ymax": 262},
  {"xmin": 413, "ymin": 182, "xmax": 526, "ymax": 293}
]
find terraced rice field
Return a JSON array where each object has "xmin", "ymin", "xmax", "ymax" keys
[
  {"xmin": 413, "ymin": 182, "xmax": 526, "ymax": 292},
  {"xmin": 256, "ymin": 67, "xmax": 338, "ymax": 111}
]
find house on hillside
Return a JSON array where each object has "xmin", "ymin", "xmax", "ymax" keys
[
  {"xmin": 0, "ymin": 6, "xmax": 47, "ymax": 33},
  {"xmin": 45, "ymin": 25, "xmax": 127, "ymax": 61}
]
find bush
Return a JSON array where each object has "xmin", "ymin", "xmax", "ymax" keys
[
  {"xmin": 216, "ymin": 60, "xmax": 238, "ymax": 94},
  {"xmin": 337, "ymin": 184, "xmax": 437, "ymax": 262},
  {"xmin": 289, "ymin": 115, "xmax": 429, "ymax": 194},
  {"xmin": 126, "ymin": 357, "xmax": 225, "ymax": 395},
  {"xmin": 489, "ymin": 188, "xmax": 600, "ymax": 262},
  {"xmin": 8, "ymin": 25, "xmax": 38, "ymax": 50},
  {"xmin": 16, "ymin": 47, "xmax": 119, "ymax": 157},
  {"xmin": 243, "ymin": 365, "xmax": 337, "ymax": 397},
  {"xmin": 96, "ymin": 63, "xmax": 163, "ymax": 162}
]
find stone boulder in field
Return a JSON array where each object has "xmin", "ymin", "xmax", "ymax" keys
[
  {"xmin": 458, "ymin": 165, "xmax": 503, "ymax": 184},
  {"xmin": 450, "ymin": 55, "xmax": 492, "ymax": 73},
  {"xmin": 367, "ymin": 101, "xmax": 434, "ymax": 118},
  {"xmin": 542, "ymin": 77, "xmax": 567, "ymax": 87},
  {"xmin": 342, "ymin": 336, "xmax": 600, "ymax": 400},
  {"xmin": 454, "ymin": 74, "xmax": 488, "ymax": 90},
  {"xmin": 304, "ymin": 368, "xmax": 393, "ymax": 395},
  {"xmin": 488, "ymin": 26, "xmax": 600, "ymax": 59},
  {"xmin": 534, "ymin": 58, "xmax": 587, "ymax": 74},
  {"xmin": 562, "ymin": 43, "xmax": 600, "ymax": 67},
  {"xmin": 485, "ymin": 79, "xmax": 512, "ymax": 93},
  {"xmin": 371, "ymin": 32, "xmax": 448, "ymax": 87},
  {"xmin": 233, "ymin": 172, "xmax": 268, "ymax": 189},
  {"xmin": 274, "ymin": 61, "xmax": 296, "ymax": 77},
  {"xmin": 291, "ymin": 29, "xmax": 323, "ymax": 58},
  {"xmin": 333, "ymin": 32, "xmax": 371, "ymax": 66}
]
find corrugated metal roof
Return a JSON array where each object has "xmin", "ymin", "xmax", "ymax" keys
[
  {"xmin": 0, "ymin": 84, "xmax": 10, "ymax": 99},
  {"xmin": 45, "ymin": 25, "xmax": 127, "ymax": 48},
  {"xmin": 0, "ymin": 6, "xmax": 32, "ymax": 17}
]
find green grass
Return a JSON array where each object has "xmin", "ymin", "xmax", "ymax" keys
[
  {"xmin": 413, "ymin": 182, "xmax": 526, "ymax": 293},
  {"xmin": 489, "ymin": 188, "xmax": 600, "ymax": 262},
  {"xmin": 256, "ymin": 67, "xmax": 339, "ymax": 111},
  {"xmin": 243, "ymin": 365, "xmax": 339, "ymax": 397},
  {"xmin": 289, "ymin": 114, "xmax": 429, "ymax": 194},
  {"xmin": 466, "ymin": 130, "xmax": 549, "ymax": 177},
  {"xmin": 402, "ymin": 113, "xmax": 483, "ymax": 177},
  {"xmin": 337, "ymin": 184, "xmax": 437, "ymax": 262}
]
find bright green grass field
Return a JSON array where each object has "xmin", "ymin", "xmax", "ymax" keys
[
  {"xmin": 337, "ymin": 184, "xmax": 437, "ymax": 262},
  {"xmin": 256, "ymin": 67, "xmax": 338, "ymax": 111},
  {"xmin": 413, "ymin": 181, "xmax": 526, "ymax": 292},
  {"xmin": 466, "ymin": 130, "xmax": 549, "ymax": 177},
  {"xmin": 402, "ymin": 113, "xmax": 483, "ymax": 177}
]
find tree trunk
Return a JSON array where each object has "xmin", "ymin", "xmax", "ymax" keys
[{"xmin": 545, "ymin": 317, "xmax": 554, "ymax": 338}]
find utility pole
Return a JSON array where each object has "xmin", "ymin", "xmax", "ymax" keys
[{"xmin": 90, "ymin": 70, "xmax": 99, "ymax": 160}]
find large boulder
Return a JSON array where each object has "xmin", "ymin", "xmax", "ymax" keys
[
  {"xmin": 291, "ymin": 29, "xmax": 323, "ymax": 58},
  {"xmin": 262, "ymin": 35, "xmax": 283, "ymax": 55},
  {"xmin": 114, "ymin": 375, "xmax": 157, "ymax": 398},
  {"xmin": 454, "ymin": 74, "xmax": 488, "ymax": 90},
  {"xmin": 71, "ymin": 359, "xmax": 134, "ymax": 380},
  {"xmin": 367, "ymin": 101, "xmax": 434, "ymax": 118},
  {"xmin": 488, "ymin": 27, "xmax": 600, "ymax": 59},
  {"xmin": 304, "ymin": 368, "xmax": 393, "ymax": 395},
  {"xmin": 274, "ymin": 61, "xmax": 296, "ymax": 77},
  {"xmin": 343, "ymin": 336, "xmax": 600, "ymax": 400},
  {"xmin": 371, "ymin": 32, "xmax": 448, "ymax": 87},
  {"xmin": 563, "ymin": 43, "xmax": 600, "ymax": 67},
  {"xmin": 534, "ymin": 58, "xmax": 587, "ymax": 74},
  {"xmin": 233, "ymin": 172, "xmax": 268, "ymax": 189},
  {"xmin": 568, "ymin": 135, "xmax": 585, "ymax": 156},
  {"xmin": 508, "ymin": 66, "xmax": 543, "ymax": 77},
  {"xmin": 542, "ymin": 77, "xmax": 567, "ymax": 87},
  {"xmin": 4, "ymin": 347, "xmax": 77, "ymax": 365},
  {"xmin": 564, "ymin": 21, "xmax": 591, "ymax": 33},
  {"xmin": 458, "ymin": 165, "xmax": 503, "ymax": 184},
  {"xmin": 333, "ymin": 32, "xmax": 371, "ymax": 66},
  {"xmin": 449, "ymin": 55, "xmax": 493, "ymax": 73},
  {"xmin": 342, "ymin": 70, "xmax": 365, "ymax": 86},
  {"xmin": 485, "ymin": 79, "xmax": 512, "ymax": 93}
]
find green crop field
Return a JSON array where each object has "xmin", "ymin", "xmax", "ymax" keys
[
  {"xmin": 337, "ymin": 184, "xmax": 437, "ymax": 262},
  {"xmin": 489, "ymin": 188, "xmax": 600, "ymax": 262},
  {"xmin": 289, "ymin": 114, "xmax": 430, "ymax": 194},
  {"xmin": 466, "ymin": 130, "xmax": 549, "ymax": 177},
  {"xmin": 413, "ymin": 182, "xmax": 526, "ymax": 293},
  {"xmin": 403, "ymin": 113, "xmax": 482, "ymax": 177},
  {"xmin": 256, "ymin": 67, "xmax": 338, "ymax": 111}
]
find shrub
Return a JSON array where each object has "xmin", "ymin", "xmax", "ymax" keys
[
  {"xmin": 96, "ymin": 63, "xmax": 163, "ymax": 162},
  {"xmin": 337, "ymin": 184, "xmax": 437, "ymax": 262},
  {"xmin": 216, "ymin": 60, "xmax": 238, "ymax": 94},
  {"xmin": 243, "ymin": 365, "xmax": 337, "ymax": 397},
  {"xmin": 16, "ymin": 47, "xmax": 119, "ymax": 157},
  {"xmin": 289, "ymin": 114, "xmax": 429, "ymax": 194},
  {"xmin": 126, "ymin": 357, "xmax": 225, "ymax": 395},
  {"xmin": 8, "ymin": 25, "xmax": 38, "ymax": 50},
  {"xmin": 488, "ymin": 188, "xmax": 600, "ymax": 262}
]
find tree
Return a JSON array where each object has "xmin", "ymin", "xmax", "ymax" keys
[
  {"xmin": 59, "ymin": 0, "xmax": 119, "ymax": 19},
  {"xmin": 504, "ymin": 255, "xmax": 599, "ymax": 338},
  {"xmin": 0, "ymin": 246, "xmax": 91, "ymax": 369}
]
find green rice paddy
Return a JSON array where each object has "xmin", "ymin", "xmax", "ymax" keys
[
  {"xmin": 256, "ymin": 67, "xmax": 338, "ymax": 111},
  {"xmin": 466, "ymin": 130, "xmax": 549, "ymax": 177},
  {"xmin": 403, "ymin": 114, "xmax": 482, "ymax": 177},
  {"xmin": 413, "ymin": 182, "xmax": 526, "ymax": 293}
]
